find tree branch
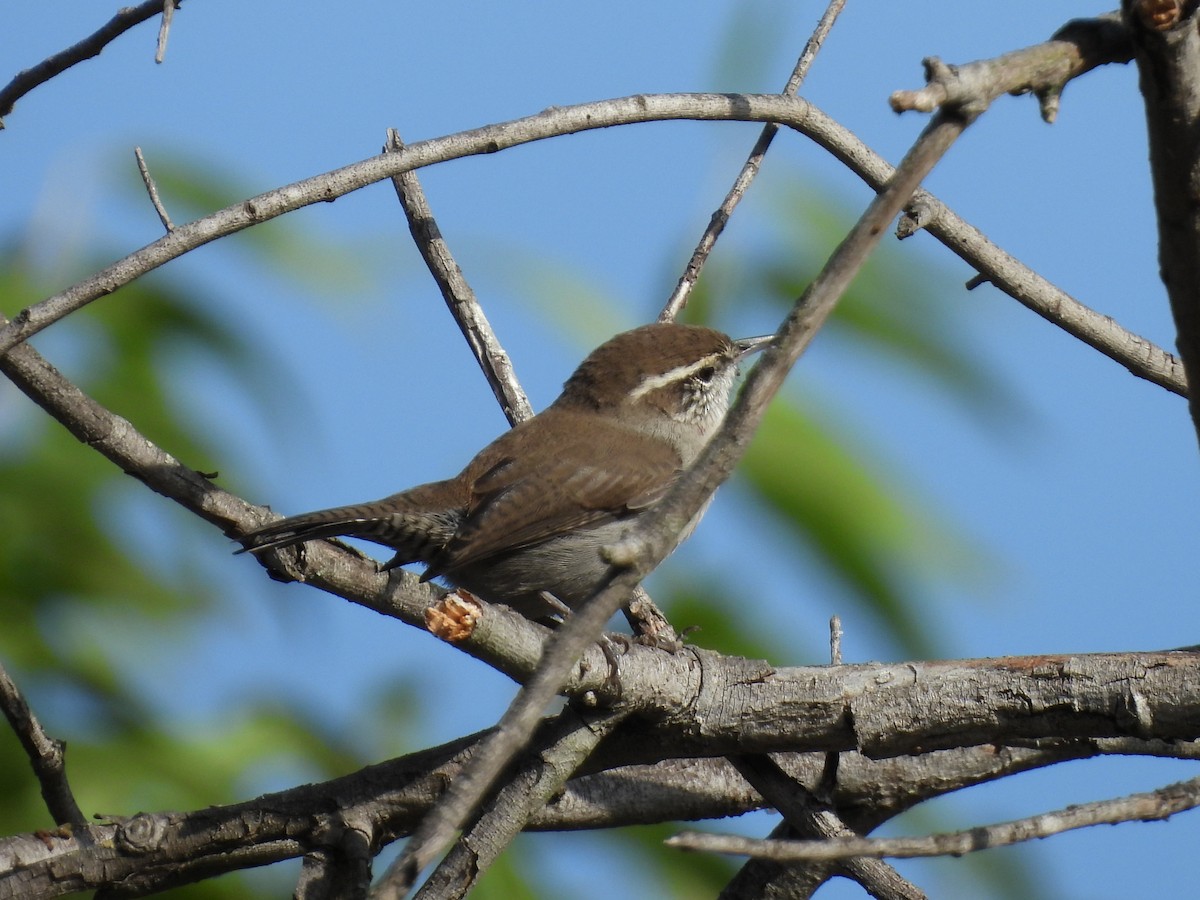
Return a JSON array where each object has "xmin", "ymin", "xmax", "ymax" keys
[
  {"xmin": 667, "ymin": 772, "xmax": 1200, "ymax": 862},
  {"xmin": 1121, "ymin": 0, "xmax": 1200, "ymax": 441},
  {"xmin": 886, "ymin": 12, "xmax": 1186, "ymax": 397},
  {"xmin": 1, "ymin": 86, "xmax": 1177, "ymax": 398},
  {"xmin": 0, "ymin": 0, "xmax": 176, "ymax": 127},
  {"xmin": 386, "ymin": 129, "xmax": 533, "ymax": 426},
  {"xmin": 0, "ymin": 661, "xmax": 85, "ymax": 829},
  {"xmin": 890, "ymin": 13, "xmax": 1131, "ymax": 123},
  {"xmin": 155, "ymin": 0, "xmax": 178, "ymax": 64},
  {"xmin": 414, "ymin": 709, "xmax": 631, "ymax": 898},
  {"xmin": 134, "ymin": 146, "xmax": 175, "ymax": 233},
  {"xmin": 0, "ymin": 94, "xmax": 824, "ymax": 357}
]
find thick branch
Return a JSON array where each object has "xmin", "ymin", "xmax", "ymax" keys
[
  {"xmin": 0, "ymin": 732, "xmax": 1149, "ymax": 897},
  {"xmin": 1122, "ymin": 1, "xmax": 1200, "ymax": 442}
]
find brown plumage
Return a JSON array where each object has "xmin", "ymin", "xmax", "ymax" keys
[{"xmin": 239, "ymin": 323, "xmax": 769, "ymax": 620}]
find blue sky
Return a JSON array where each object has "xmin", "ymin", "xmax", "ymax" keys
[{"xmin": 3, "ymin": 3, "xmax": 1197, "ymax": 897}]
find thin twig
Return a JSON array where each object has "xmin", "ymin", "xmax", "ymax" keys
[
  {"xmin": 386, "ymin": 129, "xmax": 532, "ymax": 426},
  {"xmin": 375, "ymin": 102, "xmax": 977, "ymax": 899},
  {"xmin": 828, "ymin": 615, "xmax": 843, "ymax": 666},
  {"xmin": 0, "ymin": 0, "xmax": 172, "ymax": 125},
  {"xmin": 817, "ymin": 615, "xmax": 843, "ymax": 798},
  {"xmin": 660, "ymin": 0, "xmax": 848, "ymax": 321},
  {"xmin": 156, "ymin": 0, "xmax": 177, "ymax": 64},
  {"xmin": 134, "ymin": 146, "xmax": 175, "ymax": 233},
  {"xmin": 667, "ymin": 772, "xmax": 1200, "ymax": 862},
  {"xmin": 0, "ymin": 660, "xmax": 86, "ymax": 828}
]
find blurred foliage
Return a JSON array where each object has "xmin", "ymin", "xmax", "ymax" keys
[
  {"xmin": 118, "ymin": 150, "xmax": 379, "ymax": 300},
  {"xmin": 0, "ymin": 188, "xmax": 373, "ymax": 896}
]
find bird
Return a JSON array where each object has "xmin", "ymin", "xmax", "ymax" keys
[{"xmin": 238, "ymin": 322, "xmax": 770, "ymax": 621}]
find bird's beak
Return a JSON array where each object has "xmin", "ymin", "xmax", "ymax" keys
[{"xmin": 734, "ymin": 334, "xmax": 774, "ymax": 359}]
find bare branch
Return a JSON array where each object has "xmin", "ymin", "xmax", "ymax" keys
[
  {"xmin": 0, "ymin": 0, "xmax": 174, "ymax": 126},
  {"xmin": 0, "ymin": 736, "xmax": 1107, "ymax": 896},
  {"xmin": 876, "ymin": 14, "xmax": 1183, "ymax": 394},
  {"xmin": 295, "ymin": 828, "xmax": 373, "ymax": 900},
  {"xmin": 667, "ymin": 772, "xmax": 1200, "ymax": 862},
  {"xmin": 0, "ymin": 93, "xmax": 823, "ymax": 357},
  {"xmin": 156, "ymin": 0, "xmax": 178, "ymax": 64},
  {"xmin": 890, "ymin": 13, "xmax": 1131, "ymax": 123},
  {"xmin": 660, "ymin": 0, "xmax": 849, "ymax": 320},
  {"xmin": 0, "ymin": 662, "xmax": 85, "ymax": 828},
  {"xmin": 0, "ymin": 91, "xmax": 1177, "ymax": 400},
  {"xmin": 1121, "ymin": 1, "xmax": 1200, "ymax": 442},
  {"xmin": 134, "ymin": 146, "xmax": 175, "ymax": 233},
  {"xmin": 386, "ymin": 129, "xmax": 533, "ymax": 426}
]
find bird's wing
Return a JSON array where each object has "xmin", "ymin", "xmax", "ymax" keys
[{"xmin": 422, "ymin": 425, "xmax": 681, "ymax": 578}]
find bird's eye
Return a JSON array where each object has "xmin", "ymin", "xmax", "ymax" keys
[{"xmin": 694, "ymin": 365, "xmax": 717, "ymax": 384}]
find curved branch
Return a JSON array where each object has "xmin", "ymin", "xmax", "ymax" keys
[
  {"xmin": 1, "ymin": 89, "xmax": 1179, "ymax": 397},
  {"xmin": 0, "ymin": 93, "xmax": 822, "ymax": 357}
]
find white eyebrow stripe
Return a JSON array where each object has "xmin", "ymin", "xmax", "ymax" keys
[{"xmin": 627, "ymin": 352, "xmax": 725, "ymax": 402}]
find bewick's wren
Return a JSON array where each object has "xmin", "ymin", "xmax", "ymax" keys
[{"xmin": 239, "ymin": 323, "xmax": 770, "ymax": 620}]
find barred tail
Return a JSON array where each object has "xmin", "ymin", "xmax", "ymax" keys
[
  {"xmin": 237, "ymin": 481, "xmax": 463, "ymax": 568},
  {"xmin": 237, "ymin": 503, "xmax": 400, "ymax": 555}
]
